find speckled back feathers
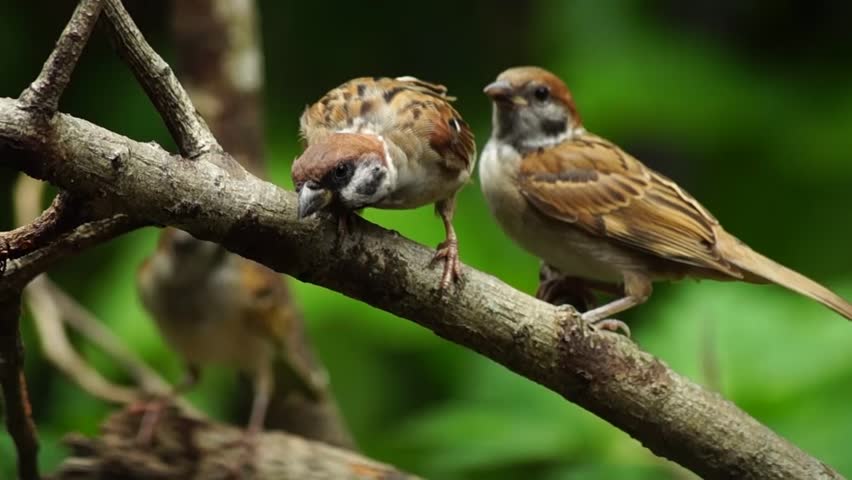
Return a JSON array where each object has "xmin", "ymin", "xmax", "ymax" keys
[{"xmin": 300, "ymin": 76, "xmax": 475, "ymax": 174}]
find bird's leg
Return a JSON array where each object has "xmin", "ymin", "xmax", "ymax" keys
[
  {"xmin": 578, "ymin": 272, "xmax": 652, "ymax": 337},
  {"xmin": 135, "ymin": 364, "xmax": 200, "ymax": 444},
  {"xmin": 223, "ymin": 366, "xmax": 273, "ymax": 478},
  {"xmin": 431, "ymin": 198, "xmax": 463, "ymax": 290},
  {"xmin": 537, "ymin": 263, "xmax": 599, "ymax": 311},
  {"xmin": 333, "ymin": 207, "xmax": 359, "ymax": 245},
  {"xmin": 336, "ymin": 212, "xmax": 352, "ymax": 240},
  {"xmin": 246, "ymin": 367, "xmax": 273, "ymax": 439}
]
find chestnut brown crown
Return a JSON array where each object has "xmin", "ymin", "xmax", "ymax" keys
[{"xmin": 291, "ymin": 133, "xmax": 391, "ymax": 218}]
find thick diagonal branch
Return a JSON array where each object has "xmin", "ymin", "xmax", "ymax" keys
[
  {"xmin": 101, "ymin": 0, "xmax": 222, "ymax": 160},
  {"xmin": 0, "ymin": 98, "xmax": 840, "ymax": 480}
]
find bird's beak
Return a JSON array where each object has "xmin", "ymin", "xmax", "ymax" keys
[
  {"xmin": 297, "ymin": 185, "xmax": 333, "ymax": 219},
  {"xmin": 483, "ymin": 80, "xmax": 527, "ymax": 106}
]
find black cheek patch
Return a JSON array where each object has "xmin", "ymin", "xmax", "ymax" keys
[
  {"xmin": 355, "ymin": 168, "xmax": 386, "ymax": 196},
  {"xmin": 541, "ymin": 118, "xmax": 567, "ymax": 137}
]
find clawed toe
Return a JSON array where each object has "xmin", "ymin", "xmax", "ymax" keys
[
  {"xmin": 590, "ymin": 318, "xmax": 631, "ymax": 337},
  {"xmin": 431, "ymin": 240, "xmax": 462, "ymax": 290}
]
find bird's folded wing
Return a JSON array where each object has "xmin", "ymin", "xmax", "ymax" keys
[
  {"xmin": 300, "ymin": 76, "xmax": 476, "ymax": 173},
  {"xmin": 518, "ymin": 134, "xmax": 741, "ymax": 277}
]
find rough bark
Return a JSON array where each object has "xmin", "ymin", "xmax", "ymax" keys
[
  {"xmin": 49, "ymin": 407, "xmax": 417, "ymax": 480},
  {"xmin": 18, "ymin": 0, "xmax": 104, "ymax": 115},
  {"xmin": 101, "ymin": 0, "xmax": 221, "ymax": 160},
  {"xmin": 0, "ymin": 96, "xmax": 841, "ymax": 479}
]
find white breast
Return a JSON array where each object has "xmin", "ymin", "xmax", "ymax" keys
[{"xmin": 479, "ymin": 139, "xmax": 625, "ymax": 283}]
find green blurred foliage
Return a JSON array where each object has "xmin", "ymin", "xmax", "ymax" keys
[{"xmin": 2, "ymin": 1, "xmax": 852, "ymax": 478}]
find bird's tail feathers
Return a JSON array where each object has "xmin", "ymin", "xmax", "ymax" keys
[{"xmin": 717, "ymin": 231, "xmax": 852, "ymax": 321}]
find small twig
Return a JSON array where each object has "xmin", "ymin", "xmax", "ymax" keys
[
  {"xmin": 13, "ymin": 175, "xmax": 172, "ymax": 400},
  {"xmin": 46, "ymin": 280, "xmax": 173, "ymax": 395},
  {"xmin": 0, "ymin": 214, "xmax": 140, "ymax": 292},
  {"xmin": 0, "ymin": 292, "xmax": 40, "ymax": 480},
  {"xmin": 18, "ymin": 0, "xmax": 104, "ymax": 114},
  {"xmin": 25, "ymin": 276, "xmax": 139, "ymax": 404},
  {"xmin": 0, "ymin": 191, "xmax": 81, "ymax": 264},
  {"xmin": 101, "ymin": 0, "xmax": 221, "ymax": 160}
]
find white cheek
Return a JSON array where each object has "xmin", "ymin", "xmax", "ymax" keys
[{"xmin": 340, "ymin": 164, "xmax": 391, "ymax": 208}]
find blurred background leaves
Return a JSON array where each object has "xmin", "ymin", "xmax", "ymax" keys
[{"xmin": 2, "ymin": 1, "xmax": 852, "ymax": 478}]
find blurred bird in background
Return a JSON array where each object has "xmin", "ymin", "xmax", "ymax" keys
[{"xmin": 135, "ymin": 228, "xmax": 338, "ymax": 446}]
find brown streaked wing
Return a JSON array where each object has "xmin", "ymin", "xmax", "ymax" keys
[
  {"xmin": 380, "ymin": 77, "xmax": 475, "ymax": 172},
  {"xmin": 518, "ymin": 134, "xmax": 741, "ymax": 277},
  {"xmin": 301, "ymin": 77, "xmax": 475, "ymax": 172},
  {"xmin": 425, "ymin": 106, "xmax": 476, "ymax": 173},
  {"xmin": 238, "ymin": 258, "xmax": 296, "ymax": 347}
]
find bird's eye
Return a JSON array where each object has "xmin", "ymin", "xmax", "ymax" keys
[
  {"xmin": 334, "ymin": 163, "xmax": 350, "ymax": 178},
  {"xmin": 533, "ymin": 86, "xmax": 550, "ymax": 102}
]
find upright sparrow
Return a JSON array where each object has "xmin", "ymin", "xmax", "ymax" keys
[
  {"xmin": 479, "ymin": 66, "xmax": 852, "ymax": 323},
  {"xmin": 293, "ymin": 76, "xmax": 476, "ymax": 289},
  {"xmin": 136, "ymin": 228, "xmax": 327, "ymax": 442}
]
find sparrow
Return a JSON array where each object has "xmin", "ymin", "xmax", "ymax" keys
[
  {"xmin": 135, "ymin": 228, "xmax": 327, "ymax": 443},
  {"xmin": 292, "ymin": 76, "xmax": 476, "ymax": 289},
  {"xmin": 479, "ymin": 66, "xmax": 852, "ymax": 324}
]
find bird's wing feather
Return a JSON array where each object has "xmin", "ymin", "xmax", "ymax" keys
[
  {"xmin": 300, "ymin": 77, "xmax": 475, "ymax": 173},
  {"xmin": 518, "ymin": 133, "xmax": 742, "ymax": 277}
]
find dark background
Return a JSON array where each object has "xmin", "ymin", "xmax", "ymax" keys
[{"xmin": 2, "ymin": 1, "xmax": 852, "ymax": 478}]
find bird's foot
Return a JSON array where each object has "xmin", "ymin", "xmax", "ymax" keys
[
  {"xmin": 582, "ymin": 313, "xmax": 631, "ymax": 338},
  {"xmin": 336, "ymin": 212, "xmax": 354, "ymax": 241},
  {"xmin": 536, "ymin": 276, "xmax": 597, "ymax": 311},
  {"xmin": 431, "ymin": 237, "xmax": 462, "ymax": 290}
]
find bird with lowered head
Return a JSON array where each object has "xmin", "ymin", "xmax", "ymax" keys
[{"xmin": 292, "ymin": 76, "xmax": 476, "ymax": 290}]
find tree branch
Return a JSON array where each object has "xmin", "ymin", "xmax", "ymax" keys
[
  {"xmin": 50, "ymin": 407, "xmax": 418, "ymax": 480},
  {"xmin": 0, "ymin": 98, "xmax": 840, "ymax": 479},
  {"xmin": 169, "ymin": 0, "xmax": 354, "ymax": 448},
  {"xmin": 24, "ymin": 276, "xmax": 139, "ymax": 404},
  {"xmin": 13, "ymin": 174, "xmax": 189, "ymax": 408},
  {"xmin": 0, "ymin": 210, "xmax": 140, "ymax": 292},
  {"xmin": 101, "ymin": 0, "xmax": 224, "ymax": 161},
  {"xmin": 0, "ymin": 291, "xmax": 39, "ymax": 480},
  {"xmin": 18, "ymin": 0, "xmax": 104, "ymax": 114},
  {"xmin": 0, "ymin": 191, "xmax": 82, "ymax": 266}
]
